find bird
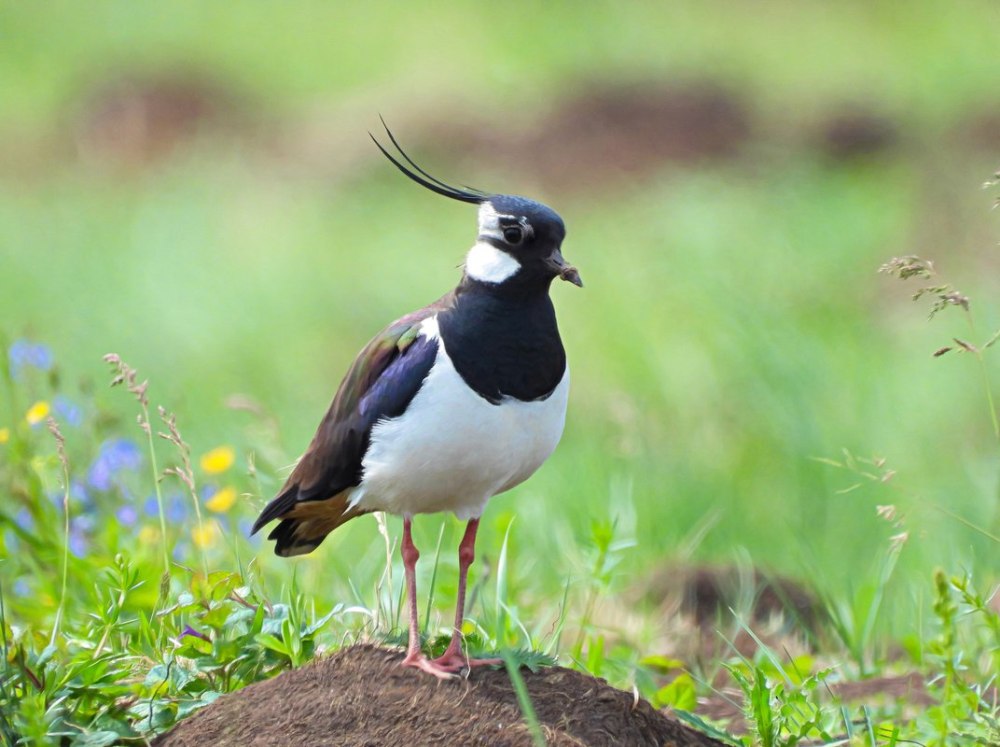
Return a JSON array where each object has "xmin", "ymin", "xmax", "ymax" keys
[{"xmin": 251, "ymin": 122, "xmax": 581, "ymax": 678}]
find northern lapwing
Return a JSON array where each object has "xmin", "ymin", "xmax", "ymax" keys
[{"xmin": 251, "ymin": 123, "xmax": 581, "ymax": 678}]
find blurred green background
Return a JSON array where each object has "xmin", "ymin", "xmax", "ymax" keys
[{"xmin": 2, "ymin": 1, "xmax": 998, "ymax": 634}]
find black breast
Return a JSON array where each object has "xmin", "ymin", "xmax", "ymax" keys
[{"xmin": 437, "ymin": 286, "xmax": 566, "ymax": 404}]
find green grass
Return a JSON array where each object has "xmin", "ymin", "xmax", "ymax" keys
[{"xmin": 2, "ymin": 1, "xmax": 1000, "ymax": 744}]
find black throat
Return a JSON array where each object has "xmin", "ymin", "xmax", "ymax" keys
[{"xmin": 437, "ymin": 278, "xmax": 566, "ymax": 404}]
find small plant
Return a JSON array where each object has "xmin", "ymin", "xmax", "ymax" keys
[
  {"xmin": 915, "ymin": 571, "xmax": 1000, "ymax": 746},
  {"xmin": 0, "ymin": 348, "xmax": 344, "ymax": 743},
  {"xmin": 879, "ymin": 254, "xmax": 1000, "ymax": 445}
]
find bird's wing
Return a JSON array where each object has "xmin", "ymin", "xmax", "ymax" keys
[{"xmin": 251, "ymin": 295, "xmax": 450, "ymax": 537}]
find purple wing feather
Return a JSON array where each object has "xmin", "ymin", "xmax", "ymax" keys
[{"xmin": 251, "ymin": 294, "xmax": 452, "ymax": 538}]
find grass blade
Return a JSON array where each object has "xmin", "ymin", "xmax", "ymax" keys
[{"xmin": 503, "ymin": 651, "xmax": 545, "ymax": 747}]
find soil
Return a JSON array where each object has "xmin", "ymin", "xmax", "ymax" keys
[{"xmin": 153, "ymin": 644, "xmax": 727, "ymax": 747}]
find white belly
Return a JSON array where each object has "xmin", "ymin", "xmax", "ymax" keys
[{"xmin": 349, "ymin": 318, "xmax": 569, "ymax": 520}]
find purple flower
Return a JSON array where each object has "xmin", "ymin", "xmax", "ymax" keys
[
  {"xmin": 88, "ymin": 438, "xmax": 142, "ymax": 490},
  {"xmin": 53, "ymin": 395, "xmax": 83, "ymax": 427},
  {"xmin": 8, "ymin": 340, "xmax": 53, "ymax": 379},
  {"xmin": 116, "ymin": 505, "xmax": 138, "ymax": 526},
  {"xmin": 181, "ymin": 625, "xmax": 210, "ymax": 643},
  {"xmin": 68, "ymin": 528, "xmax": 87, "ymax": 558},
  {"xmin": 13, "ymin": 578, "xmax": 31, "ymax": 598}
]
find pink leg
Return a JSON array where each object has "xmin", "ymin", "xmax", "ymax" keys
[
  {"xmin": 399, "ymin": 517, "xmax": 460, "ymax": 679},
  {"xmin": 430, "ymin": 519, "xmax": 501, "ymax": 671},
  {"xmin": 400, "ymin": 517, "xmax": 423, "ymax": 662}
]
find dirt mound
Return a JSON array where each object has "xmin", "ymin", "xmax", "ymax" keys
[
  {"xmin": 421, "ymin": 81, "xmax": 751, "ymax": 193},
  {"xmin": 72, "ymin": 72, "xmax": 251, "ymax": 167},
  {"xmin": 642, "ymin": 564, "xmax": 823, "ymax": 634},
  {"xmin": 154, "ymin": 645, "xmax": 726, "ymax": 747},
  {"xmin": 813, "ymin": 109, "xmax": 899, "ymax": 160}
]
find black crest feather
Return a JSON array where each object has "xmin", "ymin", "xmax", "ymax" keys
[{"xmin": 370, "ymin": 117, "xmax": 486, "ymax": 205}]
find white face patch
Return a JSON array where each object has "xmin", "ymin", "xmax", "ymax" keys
[
  {"xmin": 465, "ymin": 241, "xmax": 521, "ymax": 284},
  {"xmin": 477, "ymin": 203, "xmax": 505, "ymax": 241}
]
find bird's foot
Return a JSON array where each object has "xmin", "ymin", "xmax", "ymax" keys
[
  {"xmin": 401, "ymin": 649, "xmax": 503, "ymax": 678},
  {"xmin": 430, "ymin": 650, "xmax": 503, "ymax": 672}
]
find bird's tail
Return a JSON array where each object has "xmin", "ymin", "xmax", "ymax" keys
[{"xmin": 251, "ymin": 487, "xmax": 365, "ymax": 557}]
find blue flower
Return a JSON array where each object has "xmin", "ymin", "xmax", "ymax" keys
[
  {"xmin": 72, "ymin": 514, "xmax": 95, "ymax": 533},
  {"xmin": 143, "ymin": 492, "xmax": 187, "ymax": 522},
  {"xmin": 8, "ymin": 340, "xmax": 53, "ymax": 379},
  {"xmin": 166, "ymin": 494, "xmax": 186, "ymax": 523},
  {"xmin": 71, "ymin": 480, "xmax": 91, "ymax": 506},
  {"xmin": 88, "ymin": 438, "xmax": 142, "ymax": 491},
  {"xmin": 68, "ymin": 528, "xmax": 87, "ymax": 558},
  {"xmin": 48, "ymin": 481, "xmax": 89, "ymax": 508},
  {"xmin": 66, "ymin": 515, "xmax": 93, "ymax": 557},
  {"xmin": 172, "ymin": 540, "xmax": 190, "ymax": 562},
  {"xmin": 14, "ymin": 508, "xmax": 33, "ymax": 531},
  {"xmin": 13, "ymin": 578, "xmax": 31, "ymax": 598},
  {"xmin": 238, "ymin": 518, "xmax": 257, "ymax": 542},
  {"xmin": 53, "ymin": 395, "xmax": 83, "ymax": 427}
]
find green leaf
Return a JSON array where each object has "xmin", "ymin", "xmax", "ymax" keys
[
  {"xmin": 70, "ymin": 730, "xmax": 121, "ymax": 747},
  {"xmin": 176, "ymin": 636, "xmax": 212, "ymax": 657},
  {"xmin": 144, "ymin": 664, "xmax": 170, "ymax": 687},
  {"xmin": 255, "ymin": 633, "xmax": 289, "ymax": 657},
  {"xmin": 201, "ymin": 605, "xmax": 232, "ymax": 629},
  {"xmin": 671, "ymin": 710, "xmax": 741, "ymax": 746},
  {"xmin": 176, "ymin": 691, "xmax": 221, "ymax": 718},
  {"xmin": 655, "ymin": 672, "xmax": 697, "ymax": 711},
  {"xmin": 208, "ymin": 571, "xmax": 240, "ymax": 602},
  {"xmin": 639, "ymin": 654, "xmax": 686, "ymax": 673},
  {"xmin": 304, "ymin": 605, "xmax": 341, "ymax": 636},
  {"xmin": 491, "ymin": 649, "xmax": 556, "ymax": 673}
]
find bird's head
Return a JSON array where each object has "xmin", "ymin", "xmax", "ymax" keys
[{"xmin": 370, "ymin": 122, "xmax": 582, "ymax": 291}]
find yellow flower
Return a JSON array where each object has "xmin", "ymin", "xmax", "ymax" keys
[
  {"xmin": 138, "ymin": 526, "xmax": 160, "ymax": 545},
  {"xmin": 25, "ymin": 401, "xmax": 50, "ymax": 425},
  {"xmin": 192, "ymin": 521, "xmax": 219, "ymax": 549},
  {"xmin": 200, "ymin": 445, "xmax": 235, "ymax": 475},
  {"xmin": 205, "ymin": 486, "xmax": 237, "ymax": 513},
  {"xmin": 0, "ymin": 427, "xmax": 9, "ymax": 444}
]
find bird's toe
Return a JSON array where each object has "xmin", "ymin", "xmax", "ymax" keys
[{"xmin": 401, "ymin": 652, "xmax": 461, "ymax": 680}]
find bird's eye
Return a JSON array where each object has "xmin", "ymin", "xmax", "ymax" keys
[{"xmin": 503, "ymin": 226, "xmax": 523, "ymax": 244}]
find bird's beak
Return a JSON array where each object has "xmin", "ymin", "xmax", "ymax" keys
[{"xmin": 545, "ymin": 248, "xmax": 583, "ymax": 288}]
